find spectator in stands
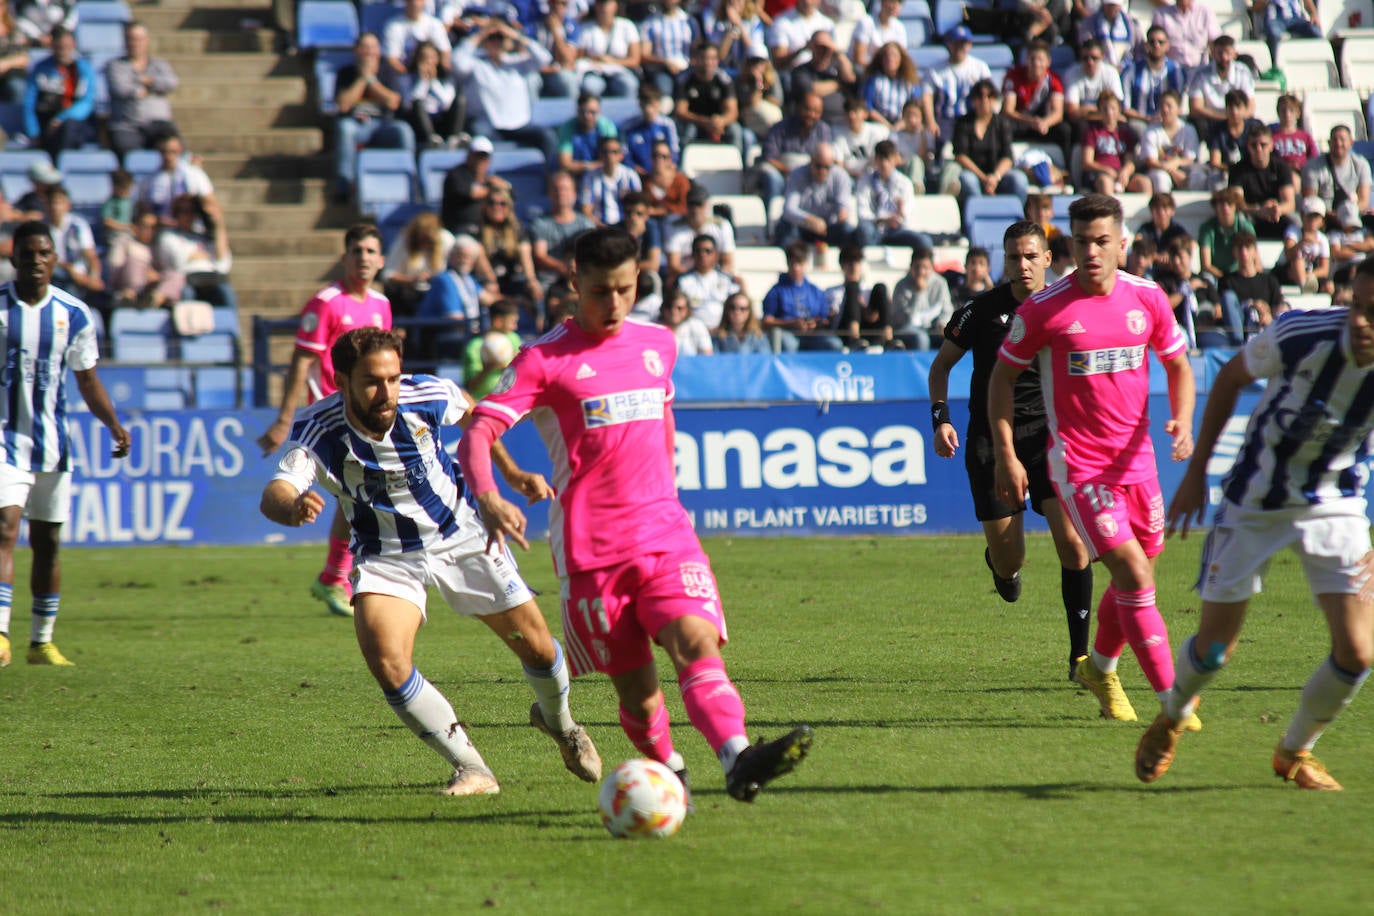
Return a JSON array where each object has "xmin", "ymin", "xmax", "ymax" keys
[
  {"xmin": 889, "ymin": 98, "xmax": 931, "ymax": 192},
  {"xmin": 860, "ymin": 41, "xmax": 930, "ymax": 132},
  {"xmin": 713, "ymin": 290, "xmax": 770, "ymax": 354},
  {"xmin": 463, "ymin": 299, "xmax": 522, "ymax": 397},
  {"xmin": 1081, "ymin": 91, "xmax": 1149, "ymax": 194},
  {"xmin": 15, "ymin": 159, "xmax": 59, "ymax": 219},
  {"xmin": 22, "ymin": 26, "xmax": 92, "ymax": 159},
  {"xmin": 417, "ymin": 236, "xmax": 499, "ymax": 358},
  {"xmin": 1139, "ymin": 90, "xmax": 1206, "ymax": 193},
  {"xmin": 1063, "ymin": 39, "xmax": 1125, "ymax": 131},
  {"xmin": 400, "ymin": 40, "xmax": 461, "ymax": 149},
  {"xmin": 101, "ymin": 168, "xmax": 135, "ymax": 240},
  {"xmin": 638, "ymin": 0, "xmax": 696, "ymax": 98},
  {"xmin": 928, "ymin": 25, "xmax": 991, "ymax": 144},
  {"xmin": 735, "ymin": 48, "xmax": 783, "ymax": 146},
  {"xmin": 855, "ymin": 139, "xmax": 931, "ymax": 250},
  {"xmin": 761, "ymin": 240, "xmax": 840, "ymax": 352},
  {"xmin": 45, "ymin": 184, "xmax": 102, "ymax": 300},
  {"xmin": 382, "ymin": 209, "xmax": 454, "ymax": 317},
  {"xmin": 1136, "ymin": 191, "xmax": 1189, "ymax": 252},
  {"xmin": 1270, "ymin": 93, "xmax": 1317, "ymax": 176},
  {"xmin": 831, "ymin": 244, "xmax": 894, "ymax": 351},
  {"xmin": 704, "ymin": 0, "xmax": 767, "ymax": 73},
  {"xmin": 623, "ymin": 84, "xmax": 679, "ymax": 176},
  {"xmin": 674, "ymin": 41, "xmax": 740, "ymax": 146},
  {"xmin": 1187, "ymin": 35, "xmax": 1254, "ymax": 131},
  {"xmin": 1260, "ymin": 0, "xmax": 1322, "ymax": 63},
  {"xmin": 642, "ymin": 138, "xmax": 689, "ymax": 221},
  {"xmin": 157, "ymin": 192, "xmax": 235, "ymax": 310},
  {"xmin": 890, "ymin": 244, "xmax": 952, "ymax": 351},
  {"xmin": 383, "ymin": 0, "xmax": 452, "ymax": 74},
  {"xmin": 106, "ymin": 21, "xmax": 179, "ymax": 160},
  {"xmin": 775, "ymin": 142, "xmax": 856, "ymax": 254},
  {"xmin": 530, "ymin": 170, "xmax": 595, "ymax": 294},
  {"xmin": 767, "ymin": 0, "xmax": 834, "ymax": 75},
  {"xmin": 556, "ymin": 92, "xmax": 619, "ymax": 178},
  {"xmin": 950, "ymin": 247, "xmax": 995, "ymax": 305},
  {"xmin": 658, "ymin": 287, "xmax": 714, "ymax": 354},
  {"xmin": 1152, "ymin": 233, "xmax": 1212, "ymax": 346},
  {"xmin": 107, "ymin": 205, "xmax": 178, "ymax": 311},
  {"xmin": 793, "ymin": 31, "xmax": 857, "ymax": 128},
  {"xmin": 1198, "ymin": 187, "xmax": 1255, "ymax": 282},
  {"xmin": 531, "ymin": 0, "xmax": 580, "ymax": 97},
  {"xmin": 665, "ymin": 182, "xmax": 737, "ymax": 278},
  {"xmin": 947, "ymin": 79, "xmax": 1026, "ymax": 210},
  {"xmin": 1302, "ymin": 126, "xmax": 1372, "ymax": 231},
  {"xmin": 834, "ymin": 96, "xmax": 887, "ymax": 179},
  {"xmin": 453, "ymin": 20, "xmax": 558, "ymax": 160},
  {"xmin": 848, "ymin": 0, "xmax": 903, "ymax": 70},
  {"xmin": 616, "ymin": 190, "xmax": 662, "ymax": 274},
  {"xmin": 1126, "ymin": 235, "xmax": 1156, "ymax": 277},
  {"xmin": 1044, "ymin": 232, "xmax": 1073, "ymax": 284},
  {"xmin": 440, "ymin": 136, "xmax": 508, "ymax": 237},
  {"xmin": 579, "ymin": 134, "xmax": 641, "ymax": 226},
  {"xmin": 1081, "ymin": 0, "xmax": 1137, "ymax": 70},
  {"xmin": 331, "ymin": 32, "xmax": 414, "ymax": 205},
  {"xmin": 1000, "ymin": 40, "xmax": 1069, "ymax": 163},
  {"xmin": 753, "ymin": 91, "xmax": 831, "ymax": 208},
  {"xmin": 676, "ymin": 232, "xmax": 740, "ymax": 329},
  {"xmin": 1120, "ymin": 26, "xmax": 1187, "ymax": 134},
  {"xmin": 1024, "ymin": 192, "xmax": 1060, "ymax": 242},
  {"xmin": 1207, "ymin": 89, "xmax": 1264, "ymax": 180},
  {"xmin": 1328, "ymin": 200, "xmax": 1372, "ymax": 283},
  {"xmin": 575, "ymin": 0, "xmax": 641, "ymax": 98},
  {"xmin": 1231, "ymin": 123, "xmax": 1297, "ymax": 239},
  {"xmin": 479, "ymin": 186, "xmax": 543, "ymax": 320},
  {"xmin": 1279, "ymin": 197, "xmax": 1333, "ymax": 293},
  {"xmin": 1151, "ymin": 0, "xmax": 1218, "ymax": 71},
  {"xmin": 1219, "ymin": 230, "xmax": 1284, "ymax": 331},
  {"xmin": 15, "ymin": 0, "xmax": 74, "ymax": 48},
  {"xmin": 137, "ymin": 132, "xmax": 217, "ymax": 227},
  {"xmin": 0, "ymin": 5, "xmax": 29, "ymax": 105}
]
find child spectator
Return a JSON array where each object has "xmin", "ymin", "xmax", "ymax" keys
[
  {"xmin": 761, "ymin": 240, "xmax": 840, "ymax": 352},
  {"xmin": 713, "ymin": 291, "xmax": 770, "ymax": 354},
  {"xmin": 101, "ymin": 168, "xmax": 136, "ymax": 241},
  {"xmin": 1279, "ymin": 197, "xmax": 1332, "ymax": 293},
  {"xmin": 1154, "ymin": 233, "xmax": 1233, "ymax": 346},
  {"xmin": 46, "ymin": 185, "xmax": 104, "ymax": 300},
  {"xmin": 1197, "ymin": 187, "xmax": 1255, "ymax": 282},
  {"xmin": 1136, "ymin": 191, "xmax": 1189, "ymax": 252},
  {"xmin": 951, "ymin": 247, "xmax": 995, "ymax": 304},
  {"xmin": 1207, "ymin": 89, "xmax": 1263, "ymax": 179},
  {"xmin": 401, "ymin": 40, "xmax": 461, "ymax": 149},
  {"xmin": 888, "ymin": 97, "xmax": 931, "ymax": 192},
  {"xmin": 1329, "ymin": 200, "xmax": 1374, "ymax": 284},
  {"xmin": 1045, "ymin": 233, "xmax": 1074, "ymax": 284},
  {"xmin": 1138, "ymin": 90, "xmax": 1205, "ymax": 193},
  {"xmin": 1219, "ymin": 230, "xmax": 1284, "ymax": 330},
  {"xmin": 579, "ymin": 134, "xmax": 641, "ymax": 227},
  {"xmin": 890, "ymin": 244, "xmax": 953, "ymax": 351},
  {"xmin": 1126, "ymin": 236, "xmax": 1157, "ymax": 277},
  {"xmin": 829, "ymin": 244, "xmax": 894, "ymax": 351},
  {"xmin": 835, "ymin": 96, "xmax": 890, "ymax": 180},
  {"xmin": 855, "ymin": 139, "xmax": 929, "ymax": 249},
  {"xmin": 463, "ymin": 299, "xmax": 522, "ymax": 398},
  {"xmin": 1024, "ymin": 193, "xmax": 1061, "ymax": 242},
  {"xmin": 622, "ymin": 84, "xmax": 680, "ymax": 177},
  {"xmin": 1081, "ymin": 91, "xmax": 1148, "ymax": 194},
  {"xmin": 658, "ymin": 287, "xmax": 714, "ymax": 355},
  {"xmin": 1270, "ymin": 93, "xmax": 1318, "ymax": 176}
]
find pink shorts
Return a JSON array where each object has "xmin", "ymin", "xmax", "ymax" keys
[
  {"xmin": 560, "ymin": 548, "xmax": 729, "ymax": 678},
  {"xmin": 1056, "ymin": 477, "xmax": 1166, "ymax": 560}
]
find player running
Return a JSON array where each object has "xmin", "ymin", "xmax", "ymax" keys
[
  {"xmin": 457, "ymin": 227, "xmax": 812, "ymax": 805},
  {"xmin": 261, "ymin": 327, "xmax": 600, "ymax": 796},
  {"xmin": 1136, "ymin": 258, "xmax": 1374, "ymax": 790},
  {"xmin": 928, "ymin": 220, "xmax": 1093, "ymax": 680},
  {"xmin": 257, "ymin": 224, "xmax": 392, "ymax": 618},
  {"xmin": 990, "ymin": 193, "xmax": 1200, "ymax": 727}
]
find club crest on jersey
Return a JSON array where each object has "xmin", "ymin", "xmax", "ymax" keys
[
  {"xmin": 301, "ymin": 312, "xmax": 319, "ymax": 333},
  {"xmin": 1095, "ymin": 513, "xmax": 1119, "ymax": 539},
  {"xmin": 582, "ymin": 388, "xmax": 665, "ymax": 428},
  {"xmin": 643, "ymin": 349, "xmax": 664, "ymax": 377},
  {"xmin": 283, "ymin": 447, "xmax": 312, "ymax": 473},
  {"xmin": 1126, "ymin": 309, "xmax": 1147, "ymax": 336},
  {"xmin": 491, "ymin": 366, "xmax": 517, "ymax": 395},
  {"xmin": 1008, "ymin": 315, "xmax": 1026, "ymax": 343}
]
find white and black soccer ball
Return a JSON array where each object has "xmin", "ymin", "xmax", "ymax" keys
[{"xmin": 597, "ymin": 759, "xmax": 687, "ymax": 839}]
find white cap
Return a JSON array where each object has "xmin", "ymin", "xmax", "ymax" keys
[{"xmin": 468, "ymin": 136, "xmax": 494, "ymax": 155}]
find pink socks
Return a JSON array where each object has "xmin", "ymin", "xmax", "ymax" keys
[
  {"xmin": 321, "ymin": 536, "xmax": 353, "ymax": 588},
  {"xmin": 678, "ymin": 656, "xmax": 747, "ymax": 753}
]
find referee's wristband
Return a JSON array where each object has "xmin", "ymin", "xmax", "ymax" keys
[{"xmin": 931, "ymin": 401, "xmax": 951, "ymax": 431}]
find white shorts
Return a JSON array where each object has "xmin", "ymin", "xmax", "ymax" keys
[
  {"xmin": 351, "ymin": 532, "xmax": 533, "ymax": 622},
  {"xmin": 0, "ymin": 465, "xmax": 71, "ymax": 523},
  {"xmin": 1197, "ymin": 500, "xmax": 1372, "ymax": 604}
]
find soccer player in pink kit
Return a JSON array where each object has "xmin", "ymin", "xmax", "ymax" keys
[
  {"xmin": 457, "ymin": 227, "xmax": 812, "ymax": 804},
  {"xmin": 257, "ymin": 224, "xmax": 392, "ymax": 617},
  {"xmin": 990, "ymin": 193, "xmax": 1199, "ymax": 726}
]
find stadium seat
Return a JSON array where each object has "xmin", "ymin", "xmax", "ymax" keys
[
  {"xmin": 75, "ymin": 0, "xmax": 132, "ymax": 23},
  {"xmin": 75, "ymin": 21, "xmax": 125, "ymax": 55},
  {"xmin": 502, "ymin": 165, "xmax": 550, "ymax": 222},
  {"xmin": 1234, "ymin": 39, "xmax": 1271, "ymax": 75},
  {"xmin": 179, "ymin": 330, "xmax": 237, "ymax": 364},
  {"xmin": 358, "ymin": 0, "xmax": 397, "ymax": 37},
  {"xmin": 1340, "ymin": 33, "xmax": 1374, "ymax": 93},
  {"xmin": 0, "ymin": 102, "xmax": 22, "ymax": 142},
  {"xmin": 600, "ymin": 96, "xmax": 640, "ymax": 130},
  {"xmin": 1308, "ymin": 109, "xmax": 1367, "ymax": 146},
  {"xmin": 296, "ymin": 0, "xmax": 360, "ymax": 51},
  {"xmin": 682, "ymin": 143, "xmax": 744, "ymax": 195},
  {"xmin": 122, "ymin": 147, "xmax": 160, "ymax": 180},
  {"xmin": 358, "ymin": 172, "xmax": 415, "ymax": 223},
  {"xmin": 733, "ymin": 245, "xmax": 788, "ymax": 273},
  {"xmin": 901, "ymin": 17, "xmax": 930, "ymax": 48},
  {"xmin": 911, "ymin": 46, "xmax": 950, "ymax": 71},
  {"xmin": 418, "ymin": 147, "xmax": 465, "ymax": 207},
  {"xmin": 490, "ymin": 147, "xmax": 545, "ymax": 174},
  {"xmin": 711, "ymin": 194, "xmax": 768, "ymax": 245},
  {"xmin": 1354, "ymin": 139, "xmax": 1374, "ymax": 161},
  {"xmin": 312, "ymin": 49, "xmax": 354, "ymax": 116},
  {"xmin": 1319, "ymin": 0, "xmax": 1374, "ymax": 34},
  {"xmin": 58, "ymin": 148, "xmax": 120, "ymax": 175},
  {"xmin": 898, "ymin": 0, "xmax": 932, "ymax": 20},
  {"xmin": 962, "ymin": 195, "xmax": 1023, "ymax": 231},
  {"xmin": 920, "ymin": 194, "xmax": 964, "ymax": 244},
  {"xmin": 969, "ymin": 43, "xmax": 1014, "ymax": 70},
  {"xmin": 110, "ymin": 308, "xmax": 172, "ymax": 362},
  {"xmin": 531, "ymin": 96, "xmax": 576, "ymax": 129},
  {"xmin": 64, "ymin": 171, "xmax": 112, "ymax": 210},
  {"xmin": 0, "ymin": 149, "xmax": 50, "ymax": 199},
  {"xmin": 969, "ymin": 218, "xmax": 1013, "ymax": 279},
  {"xmin": 932, "ymin": 0, "xmax": 965, "ymax": 34},
  {"xmin": 355, "ymin": 147, "xmax": 415, "ymax": 183}
]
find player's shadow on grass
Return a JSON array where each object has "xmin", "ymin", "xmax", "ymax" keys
[{"xmin": 0, "ymin": 808, "xmax": 597, "ymax": 829}]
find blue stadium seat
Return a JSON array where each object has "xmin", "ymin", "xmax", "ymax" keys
[
  {"xmin": 75, "ymin": 0, "xmax": 132, "ymax": 23},
  {"xmin": 144, "ymin": 366, "xmax": 192, "ymax": 409},
  {"xmin": 490, "ymin": 147, "xmax": 545, "ymax": 174},
  {"xmin": 502, "ymin": 165, "xmax": 549, "ymax": 222},
  {"xmin": 901, "ymin": 17, "xmax": 930, "ymax": 49},
  {"xmin": 933, "ymin": 0, "xmax": 964, "ymax": 36},
  {"xmin": 359, "ymin": 0, "xmax": 398, "ymax": 37},
  {"xmin": 122, "ymin": 147, "xmax": 160, "ymax": 179},
  {"xmin": 59, "ymin": 148, "xmax": 120, "ymax": 175},
  {"xmin": 64, "ymin": 171, "xmax": 112, "ymax": 209},
  {"xmin": 969, "ymin": 218, "xmax": 1013, "ymax": 279},
  {"xmin": 359, "ymin": 173, "xmax": 415, "ymax": 223},
  {"xmin": 376, "ymin": 201, "xmax": 429, "ymax": 249},
  {"xmin": 179, "ymin": 331, "xmax": 237, "ymax": 364},
  {"xmin": 1354, "ymin": 140, "xmax": 1374, "ymax": 162},
  {"xmin": 963, "ymin": 194, "xmax": 1023, "ymax": 229},
  {"xmin": 531, "ymin": 96, "xmax": 575, "ymax": 129},
  {"xmin": 296, "ymin": 0, "xmax": 360, "ymax": 51},
  {"xmin": 75, "ymin": 21, "xmax": 126, "ymax": 55},
  {"xmin": 356, "ymin": 147, "xmax": 416, "ymax": 181},
  {"xmin": 898, "ymin": 0, "xmax": 931, "ymax": 19},
  {"xmin": 0, "ymin": 149, "xmax": 51, "ymax": 199},
  {"xmin": 110, "ymin": 308, "xmax": 172, "ymax": 362},
  {"xmin": 418, "ymin": 147, "xmax": 465, "ymax": 206},
  {"xmin": 911, "ymin": 46, "xmax": 950, "ymax": 71},
  {"xmin": 600, "ymin": 96, "xmax": 640, "ymax": 130},
  {"xmin": 969, "ymin": 43, "xmax": 1014, "ymax": 70},
  {"xmin": 312, "ymin": 49, "xmax": 354, "ymax": 116},
  {"xmin": 0, "ymin": 103, "xmax": 23, "ymax": 142}
]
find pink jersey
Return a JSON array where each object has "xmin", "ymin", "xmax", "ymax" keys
[
  {"xmin": 473, "ymin": 317, "xmax": 697, "ymax": 577},
  {"xmin": 294, "ymin": 283, "xmax": 392, "ymax": 400},
  {"xmin": 997, "ymin": 270, "xmax": 1187, "ymax": 486}
]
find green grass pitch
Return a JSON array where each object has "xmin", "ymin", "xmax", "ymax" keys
[{"xmin": 1, "ymin": 535, "xmax": 1372, "ymax": 914}]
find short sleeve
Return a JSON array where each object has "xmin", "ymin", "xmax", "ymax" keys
[
  {"xmin": 1240, "ymin": 320, "xmax": 1284, "ymax": 380},
  {"xmin": 294, "ymin": 294, "xmax": 332, "ymax": 354},
  {"xmin": 272, "ymin": 443, "xmax": 322, "ymax": 494},
  {"xmin": 67, "ymin": 311, "xmax": 100, "ymax": 373},
  {"xmin": 944, "ymin": 301, "xmax": 976, "ymax": 350},
  {"xmin": 472, "ymin": 344, "xmax": 548, "ymax": 427},
  {"xmin": 998, "ymin": 299, "xmax": 1048, "ymax": 367},
  {"xmin": 1148, "ymin": 284, "xmax": 1188, "ymax": 360}
]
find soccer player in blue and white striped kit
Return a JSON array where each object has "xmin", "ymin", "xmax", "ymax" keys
[
  {"xmin": 1137, "ymin": 257, "xmax": 1374, "ymax": 791},
  {"xmin": 260, "ymin": 327, "xmax": 600, "ymax": 796},
  {"xmin": 0, "ymin": 221, "xmax": 130, "ymax": 668}
]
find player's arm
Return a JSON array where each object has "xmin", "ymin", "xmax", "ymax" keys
[
  {"xmin": 73, "ymin": 368, "xmax": 131, "ymax": 458},
  {"xmin": 260, "ymin": 478, "xmax": 325, "ymax": 527},
  {"xmin": 457, "ymin": 415, "xmax": 531, "ymax": 552},
  {"xmin": 927, "ymin": 339, "xmax": 965, "ymax": 459},
  {"xmin": 1166, "ymin": 351, "xmax": 1252, "ymax": 538},
  {"xmin": 456, "ymin": 396, "xmax": 552, "ymax": 505},
  {"xmin": 989, "ymin": 358, "xmax": 1029, "ymax": 506},
  {"xmin": 1160, "ymin": 350, "xmax": 1196, "ymax": 463},
  {"xmin": 257, "ymin": 347, "xmax": 320, "ymax": 455}
]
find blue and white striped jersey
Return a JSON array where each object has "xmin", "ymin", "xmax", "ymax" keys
[
  {"xmin": 274, "ymin": 374, "xmax": 481, "ymax": 557},
  {"xmin": 0, "ymin": 282, "xmax": 100, "ymax": 472},
  {"xmin": 1223, "ymin": 309, "xmax": 1374, "ymax": 510}
]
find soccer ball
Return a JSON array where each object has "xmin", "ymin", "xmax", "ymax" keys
[
  {"xmin": 479, "ymin": 332, "xmax": 516, "ymax": 370},
  {"xmin": 597, "ymin": 759, "xmax": 687, "ymax": 839}
]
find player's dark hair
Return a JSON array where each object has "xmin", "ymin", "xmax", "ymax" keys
[
  {"xmin": 573, "ymin": 227, "xmax": 639, "ymax": 272},
  {"xmin": 1069, "ymin": 193, "xmax": 1123, "ymax": 228},
  {"xmin": 332, "ymin": 327, "xmax": 404, "ymax": 378},
  {"xmin": 12, "ymin": 220, "xmax": 53, "ymax": 249},
  {"xmin": 1003, "ymin": 219, "xmax": 1046, "ymax": 247},
  {"xmin": 344, "ymin": 222, "xmax": 382, "ymax": 250}
]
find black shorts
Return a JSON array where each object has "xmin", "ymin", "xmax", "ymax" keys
[{"xmin": 964, "ymin": 420, "xmax": 1055, "ymax": 522}]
